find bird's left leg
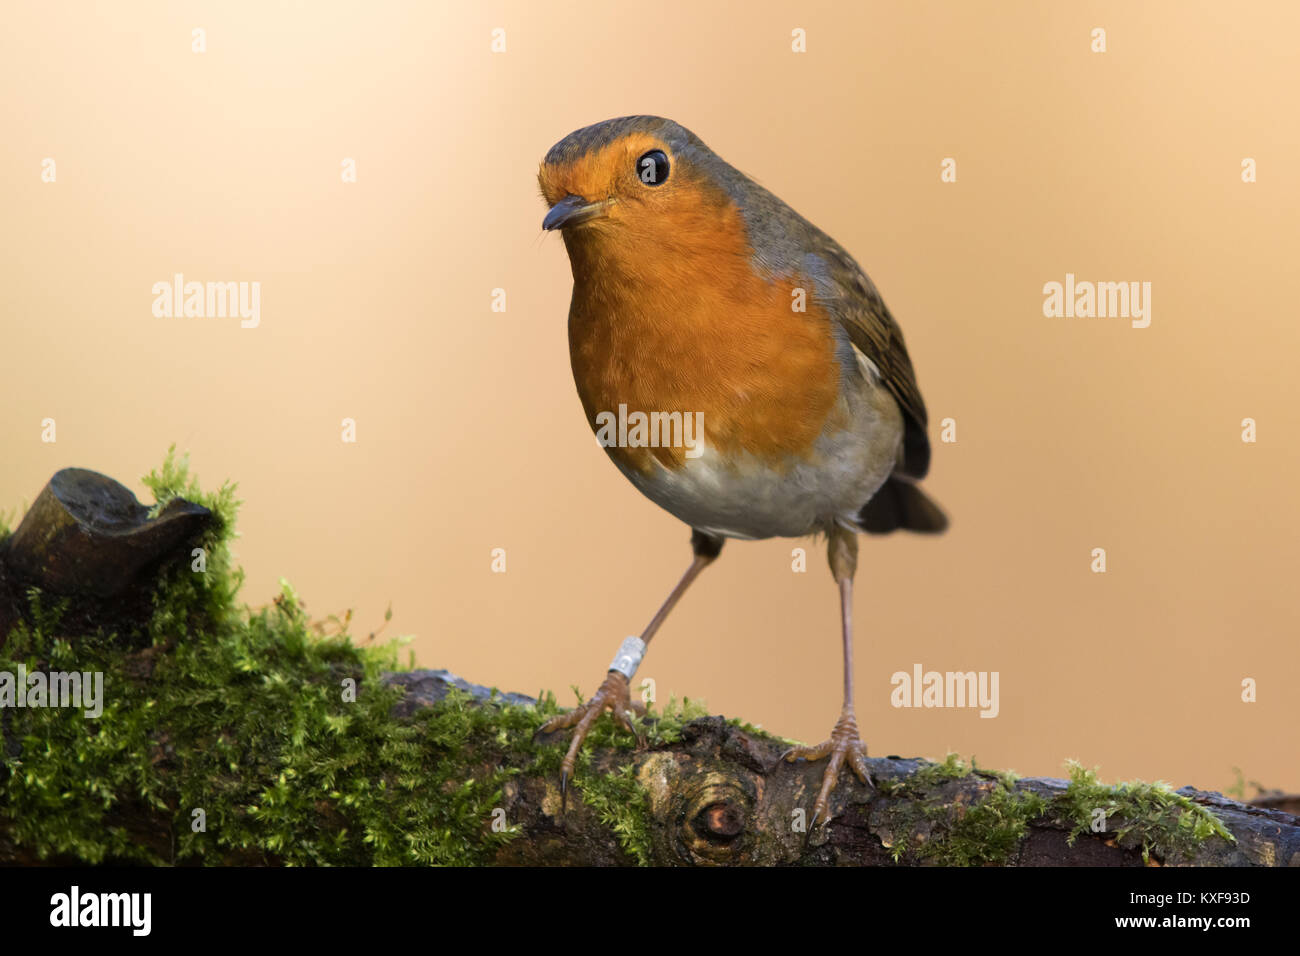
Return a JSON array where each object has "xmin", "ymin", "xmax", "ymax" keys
[{"xmin": 781, "ymin": 523, "xmax": 873, "ymax": 826}]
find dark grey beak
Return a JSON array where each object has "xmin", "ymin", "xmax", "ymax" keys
[{"xmin": 542, "ymin": 194, "xmax": 608, "ymax": 231}]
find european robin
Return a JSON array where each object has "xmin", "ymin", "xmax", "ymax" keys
[{"xmin": 536, "ymin": 115, "xmax": 947, "ymax": 826}]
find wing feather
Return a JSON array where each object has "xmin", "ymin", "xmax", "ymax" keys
[{"xmin": 808, "ymin": 236, "xmax": 932, "ymax": 479}]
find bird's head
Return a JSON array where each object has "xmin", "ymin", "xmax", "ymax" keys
[{"xmin": 538, "ymin": 116, "xmax": 742, "ymax": 272}]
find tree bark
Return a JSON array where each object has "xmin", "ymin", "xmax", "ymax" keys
[{"xmin": 0, "ymin": 468, "xmax": 211, "ymax": 646}]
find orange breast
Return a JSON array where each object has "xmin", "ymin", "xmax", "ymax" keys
[{"xmin": 565, "ymin": 192, "xmax": 843, "ymax": 473}]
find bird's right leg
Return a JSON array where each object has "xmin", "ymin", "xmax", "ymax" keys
[
  {"xmin": 780, "ymin": 523, "xmax": 873, "ymax": 826},
  {"xmin": 537, "ymin": 529, "xmax": 723, "ymax": 802}
]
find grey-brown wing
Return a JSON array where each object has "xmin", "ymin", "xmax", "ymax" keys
[{"xmin": 812, "ymin": 237, "xmax": 932, "ymax": 479}]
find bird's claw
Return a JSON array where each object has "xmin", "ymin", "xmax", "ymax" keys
[
  {"xmin": 781, "ymin": 710, "xmax": 873, "ymax": 827},
  {"xmin": 536, "ymin": 670, "xmax": 645, "ymax": 810}
]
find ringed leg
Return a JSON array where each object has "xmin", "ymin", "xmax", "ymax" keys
[
  {"xmin": 781, "ymin": 523, "xmax": 873, "ymax": 826},
  {"xmin": 538, "ymin": 529, "xmax": 724, "ymax": 802}
]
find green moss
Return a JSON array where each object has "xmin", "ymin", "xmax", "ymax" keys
[
  {"xmin": 875, "ymin": 755, "xmax": 1234, "ymax": 866},
  {"xmin": 1053, "ymin": 761, "xmax": 1235, "ymax": 864},
  {"xmin": 644, "ymin": 695, "xmax": 711, "ymax": 746},
  {"xmin": 0, "ymin": 448, "xmax": 574, "ymax": 866},
  {"xmin": 875, "ymin": 752, "xmax": 968, "ymax": 800},
  {"xmin": 876, "ymin": 754, "xmax": 1046, "ymax": 865},
  {"xmin": 914, "ymin": 751, "xmax": 970, "ymax": 786},
  {"xmin": 919, "ymin": 782, "xmax": 1047, "ymax": 866},
  {"xmin": 574, "ymin": 761, "xmax": 652, "ymax": 865}
]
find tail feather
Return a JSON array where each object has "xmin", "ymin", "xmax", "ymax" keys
[{"xmin": 855, "ymin": 476, "xmax": 948, "ymax": 535}]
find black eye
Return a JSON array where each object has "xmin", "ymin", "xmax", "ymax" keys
[{"xmin": 636, "ymin": 149, "xmax": 669, "ymax": 186}]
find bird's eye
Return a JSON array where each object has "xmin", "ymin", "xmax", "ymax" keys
[{"xmin": 636, "ymin": 149, "xmax": 670, "ymax": 186}]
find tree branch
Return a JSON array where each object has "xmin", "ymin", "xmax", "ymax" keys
[
  {"xmin": 386, "ymin": 669, "xmax": 1300, "ymax": 867},
  {"xmin": 1, "ymin": 464, "xmax": 1296, "ymax": 867}
]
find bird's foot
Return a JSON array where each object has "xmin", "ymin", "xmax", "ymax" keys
[
  {"xmin": 535, "ymin": 670, "xmax": 645, "ymax": 808},
  {"xmin": 780, "ymin": 709, "xmax": 873, "ymax": 827}
]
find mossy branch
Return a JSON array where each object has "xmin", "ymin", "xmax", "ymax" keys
[{"xmin": 0, "ymin": 454, "xmax": 1296, "ymax": 866}]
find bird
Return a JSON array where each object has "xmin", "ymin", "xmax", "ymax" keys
[{"xmin": 536, "ymin": 115, "xmax": 947, "ymax": 826}]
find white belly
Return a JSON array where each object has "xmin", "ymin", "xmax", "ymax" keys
[{"xmin": 609, "ymin": 381, "xmax": 904, "ymax": 540}]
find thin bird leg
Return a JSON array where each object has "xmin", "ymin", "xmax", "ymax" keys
[
  {"xmin": 538, "ymin": 530, "xmax": 724, "ymax": 804},
  {"xmin": 781, "ymin": 525, "xmax": 874, "ymax": 826}
]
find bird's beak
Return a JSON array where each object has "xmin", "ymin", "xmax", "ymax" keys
[{"xmin": 542, "ymin": 194, "xmax": 611, "ymax": 231}]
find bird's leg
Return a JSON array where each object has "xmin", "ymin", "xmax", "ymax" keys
[
  {"xmin": 781, "ymin": 524, "xmax": 873, "ymax": 826},
  {"xmin": 538, "ymin": 529, "xmax": 724, "ymax": 803}
]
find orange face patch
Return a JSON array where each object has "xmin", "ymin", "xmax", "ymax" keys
[
  {"xmin": 544, "ymin": 137, "xmax": 843, "ymax": 473},
  {"xmin": 538, "ymin": 132, "xmax": 669, "ymax": 210}
]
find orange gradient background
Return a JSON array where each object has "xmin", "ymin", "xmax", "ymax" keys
[{"xmin": 2, "ymin": 1, "xmax": 1297, "ymax": 794}]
